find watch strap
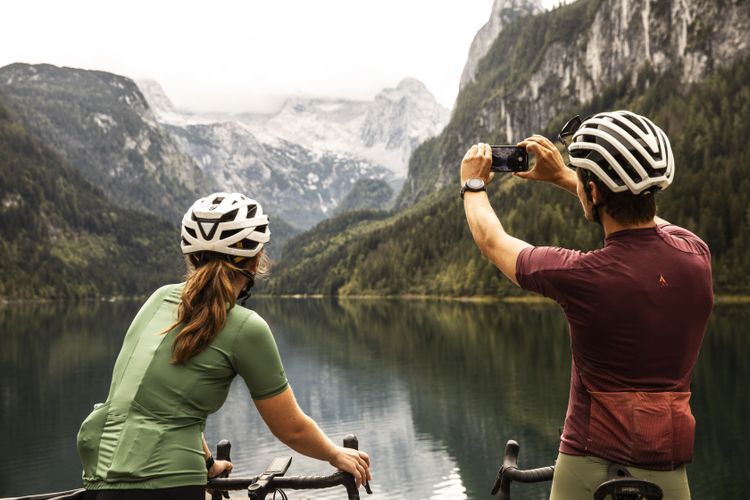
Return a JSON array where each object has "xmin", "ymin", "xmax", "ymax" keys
[{"xmin": 460, "ymin": 179, "xmax": 486, "ymax": 199}]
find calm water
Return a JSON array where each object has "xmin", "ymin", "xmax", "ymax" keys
[{"xmin": 0, "ymin": 298, "xmax": 747, "ymax": 499}]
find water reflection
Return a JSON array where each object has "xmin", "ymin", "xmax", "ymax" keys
[
  {"xmin": 0, "ymin": 300, "xmax": 142, "ymax": 495},
  {"xmin": 0, "ymin": 299, "xmax": 746, "ymax": 499}
]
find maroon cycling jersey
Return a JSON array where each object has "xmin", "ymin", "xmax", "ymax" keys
[{"xmin": 515, "ymin": 224, "xmax": 713, "ymax": 469}]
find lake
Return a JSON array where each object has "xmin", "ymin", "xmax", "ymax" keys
[{"xmin": 1, "ymin": 298, "xmax": 747, "ymax": 499}]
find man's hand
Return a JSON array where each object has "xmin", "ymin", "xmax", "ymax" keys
[
  {"xmin": 460, "ymin": 143, "xmax": 494, "ymax": 185},
  {"xmin": 516, "ymin": 135, "xmax": 577, "ymax": 195}
]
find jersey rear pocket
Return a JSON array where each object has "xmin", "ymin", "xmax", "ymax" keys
[
  {"xmin": 77, "ymin": 401, "xmax": 112, "ymax": 479},
  {"xmin": 587, "ymin": 391, "xmax": 694, "ymax": 469}
]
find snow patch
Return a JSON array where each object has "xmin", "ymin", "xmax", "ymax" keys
[{"xmin": 92, "ymin": 113, "xmax": 117, "ymax": 132}]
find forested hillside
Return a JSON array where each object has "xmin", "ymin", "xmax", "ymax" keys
[
  {"xmin": 334, "ymin": 178, "xmax": 394, "ymax": 214},
  {"xmin": 269, "ymin": 56, "xmax": 750, "ymax": 296},
  {"xmin": 0, "ymin": 63, "xmax": 209, "ymax": 222},
  {"xmin": 0, "ymin": 95, "xmax": 183, "ymax": 299}
]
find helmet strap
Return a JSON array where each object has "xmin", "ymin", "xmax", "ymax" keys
[
  {"xmin": 591, "ymin": 202, "xmax": 604, "ymax": 226},
  {"xmin": 237, "ymin": 269, "xmax": 256, "ymax": 307},
  {"xmin": 581, "ymin": 171, "xmax": 605, "ymax": 226}
]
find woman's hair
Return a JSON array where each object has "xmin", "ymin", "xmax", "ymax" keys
[{"xmin": 165, "ymin": 251, "xmax": 271, "ymax": 364}]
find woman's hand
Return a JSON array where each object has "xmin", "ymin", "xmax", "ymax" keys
[
  {"xmin": 328, "ymin": 446, "xmax": 372, "ymax": 487},
  {"xmin": 209, "ymin": 459, "xmax": 234, "ymax": 478}
]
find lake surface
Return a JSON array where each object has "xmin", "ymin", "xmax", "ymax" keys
[{"xmin": 1, "ymin": 298, "xmax": 747, "ymax": 499}]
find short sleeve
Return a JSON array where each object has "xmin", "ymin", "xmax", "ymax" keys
[
  {"xmin": 231, "ymin": 313, "xmax": 289, "ymax": 400},
  {"xmin": 657, "ymin": 224, "xmax": 710, "ymax": 256},
  {"xmin": 515, "ymin": 246, "xmax": 584, "ymax": 302}
]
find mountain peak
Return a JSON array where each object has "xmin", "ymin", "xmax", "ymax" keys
[
  {"xmin": 137, "ymin": 79, "xmax": 176, "ymax": 114},
  {"xmin": 459, "ymin": 0, "xmax": 543, "ymax": 91},
  {"xmin": 396, "ymin": 77, "xmax": 428, "ymax": 93}
]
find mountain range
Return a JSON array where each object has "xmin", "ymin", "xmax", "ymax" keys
[
  {"xmin": 269, "ymin": 0, "xmax": 750, "ymax": 297},
  {"xmin": 139, "ymin": 78, "xmax": 449, "ymax": 228},
  {"xmin": 2, "ymin": 0, "xmax": 748, "ymax": 299}
]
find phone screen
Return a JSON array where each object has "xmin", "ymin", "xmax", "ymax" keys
[{"xmin": 490, "ymin": 145, "xmax": 529, "ymax": 172}]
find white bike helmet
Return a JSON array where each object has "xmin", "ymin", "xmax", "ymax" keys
[
  {"xmin": 567, "ymin": 111, "xmax": 674, "ymax": 195},
  {"xmin": 180, "ymin": 192, "xmax": 270, "ymax": 262}
]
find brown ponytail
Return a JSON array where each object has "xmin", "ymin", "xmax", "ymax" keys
[
  {"xmin": 165, "ymin": 256, "xmax": 243, "ymax": 364},
  {"xmin": 164, "ymin": 251, "xmax": 271, "ymax": 364}
]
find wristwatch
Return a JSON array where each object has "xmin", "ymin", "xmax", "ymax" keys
[{"xmin": 460, "ymin": 178, "xmax": 486, "ymax": 199}]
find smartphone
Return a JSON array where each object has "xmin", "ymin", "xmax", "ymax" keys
[{"xmin": 490, "ymin": 145, "xmax": 529, "ymax": 172}]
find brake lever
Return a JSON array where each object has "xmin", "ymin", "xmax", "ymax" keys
[{"xmin": 343, "ymin": 434, "xmax": 372, "ymax": 494}]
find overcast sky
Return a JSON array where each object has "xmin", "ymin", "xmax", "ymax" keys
[{"xmin": 1, "ymin": 0, "xmax": 567, "ymax": 113}]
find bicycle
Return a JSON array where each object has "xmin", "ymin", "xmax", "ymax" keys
[
  {"xmin": 492, "ymin": 439, "xmax": 664, "ymax": 500},
  {"xmin": 2, "ymin": 435, "xmax": 372, "ymax": 500}
]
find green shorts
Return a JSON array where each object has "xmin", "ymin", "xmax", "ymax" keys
[{"xmin": 549, "ymin": 453, "xmax": 691, "ymax": 500}]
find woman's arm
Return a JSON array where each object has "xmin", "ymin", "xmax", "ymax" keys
[{"xmin": 254, "ymin": 387, "xmax": 371, "ymax": 487}]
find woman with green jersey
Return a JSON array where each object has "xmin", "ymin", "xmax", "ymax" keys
[{"xmin": 76, "ymin": 192, "xmax": 371, "ymax": 500}]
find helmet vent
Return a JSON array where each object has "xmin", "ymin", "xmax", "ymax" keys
[
  {"xmin": 185, "ymin": 227, "xmax": 197, "ymax": 239},
  {"xmin": 246, "ymin": 205, "xmax": 258, "ymax": 218},
  {"xmin": 220, "ymin": 228, "xmax": 241, "ymax": 240},
  {"xmin": 233, "ymin": 239, "xmax": 259, "ymax": 251},
  {"xmin": 220, "ymin": 209, "xmax": 238, "ymax": 222}
]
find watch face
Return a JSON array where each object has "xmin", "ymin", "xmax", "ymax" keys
[{"xmin": 467, "ymin": 178, "xmax": 485, "ymax": 190}]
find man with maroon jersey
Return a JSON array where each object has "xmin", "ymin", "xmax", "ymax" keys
[{"xmin": 460, "ymin": 111, "xmax": 712, "ymax": 499}]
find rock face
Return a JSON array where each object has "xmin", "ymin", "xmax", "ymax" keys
[
  {"xmin": 402, "ymin": 0, "xmax": 750, "ymax": 205},
  {"xmin": 165, "ymin": 119, "xmax": 391, "ymax": 229},
  {"xmin": 459, "ymin": 0, "xmax": 544, "ymax": 91},
  {"xmin": 0, "ymin": 64, "xmax": 209, "ymax": 222},
  {"xmin": 141, "ymin": 78, "xmax": 448, "ymax": 228},
  {"xmin": 234, "ymin": 78, "xmax": 449, "ymax": 178}
]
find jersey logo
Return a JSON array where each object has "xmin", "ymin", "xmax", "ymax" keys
[{"xmin": 658, "ymin": 274, "xmax": 669, "ymax": 288}]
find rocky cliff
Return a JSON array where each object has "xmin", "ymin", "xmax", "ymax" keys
[
  {"xmin": 402, "ymin": 0, "xmax": 750, "ymax": 206},
  {"xmin": 459, "ymin": 0, "xmax": 543, "ymax": 91},
  {"xmin": 270, "ymin": 0, "xmax": 750, "ymax": 296}
]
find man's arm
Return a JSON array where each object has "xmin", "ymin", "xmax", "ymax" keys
[{"xmin": 461, "ymin": 143, "xmax": 532, "ymax": 285}]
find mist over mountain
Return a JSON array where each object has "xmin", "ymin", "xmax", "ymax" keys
[
  {"xmin": 140, "ymin": 78, "xmax": 449, "ymax": 179},
  {"xmin": 139, "ymin": 77, "xmax": 448, "ymax": 228}
]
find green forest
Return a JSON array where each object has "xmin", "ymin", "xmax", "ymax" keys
[
  {"xmin": 0, "ymin": 96, "xmax": 183, "ymax": 299},
  {"xmin": 2, "ymin": 0, "xmax": 748, "ymax": 300},
  {"xmin": 269, "ymin": 57, "xmax": 750, "ymax": 297}
]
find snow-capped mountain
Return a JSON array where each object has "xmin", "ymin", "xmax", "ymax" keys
[
  {"xmin": 140, "ymin": 78, "xmax": 449, "ymax": 228},
  {"xmin": 164, "ymin": 119, "xmax": 390, "ymax": 229},
  {"xmin": 142, "ymin": 78, "xmax": 448, "ymax": 177}
]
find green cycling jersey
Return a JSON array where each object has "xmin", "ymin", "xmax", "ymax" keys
[{"xmin": 77, "ymin": 283, "xmax": 289, "ymax": 490}]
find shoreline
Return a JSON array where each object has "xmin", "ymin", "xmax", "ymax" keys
[{"xmin": 3, "ymin": 293, "xmax": 749, "ymax": 305}]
